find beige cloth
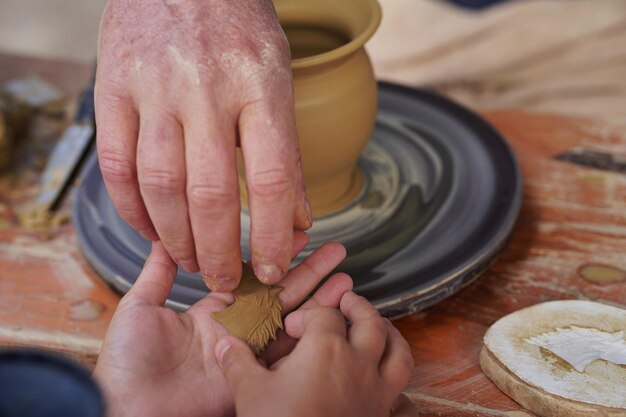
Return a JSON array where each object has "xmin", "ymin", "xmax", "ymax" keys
[
  {"xmin": 1, "ymin": 0, "xmax": 624, "ymax": 119},
  {"xmin": 368, "ymin": 0, "xmax": 626, "ymax": 119}
]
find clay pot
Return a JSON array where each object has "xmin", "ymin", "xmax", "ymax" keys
[
  {"xmin": 239, "ymin": 0, "xmax": 382, "ymax": 216},
  {"xmin": 276, "ymin": 0, "xmax": 382, "ymax": 215}
]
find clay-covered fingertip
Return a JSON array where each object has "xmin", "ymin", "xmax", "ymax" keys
[
  {"xmin": 294, "ymin": 216, "xmax": 313, "ymax": 231},
  {"xmin": 204, "ymin": 275, "xmax": 239, "ymax": 292},
  {"xmin": 255, "ymin": 262, "xmax": 283, "ymax": 284}
]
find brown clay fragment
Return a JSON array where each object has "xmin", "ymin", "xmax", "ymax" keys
[{"xmin": 212, "ymin": 263, "xmax": 283, "ymax": 355}]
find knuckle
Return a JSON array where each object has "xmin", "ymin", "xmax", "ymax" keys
[
  {"xmin": 299, "ymin": 257, "xmax": 323, "ymax": 278},
  {"xmin": 261, "ymin": 33, "xmax": 291, "ymax": 67},
  {"xmin": 95, "ymin": 76, "xmax": 127, "ymax": 100},
  {"xmin": 274, "ymin": 34, "xmax": 291, "ymax": 61},
  {"xmin": 99, "ymin": 148, "xmax": 136, "ymax": 186},
  {"xmin": 251, "ymin": 230, "xmax": 290, "ymax": 254},
  {"xmin": 187, "ymin": 181, "xmax": 239, "ymax": 210},
  {"xmin": 139, "ymin": 168, "xmax": 185, "ymax": 195},
  {"xmin": 248, "ymin": 168, "xmax": 293, "ymax": 198},
  {"xmin": 199, "ymin": 249, "xmax": 241, "ymax": 274}
]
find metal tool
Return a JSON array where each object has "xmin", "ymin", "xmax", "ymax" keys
[{"xmin": 37, "ymin": 75, "xmax": 95, "ymax": 211}]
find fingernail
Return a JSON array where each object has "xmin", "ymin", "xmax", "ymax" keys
[
  {"xmin": 215, "ymin": 338, "xmax": 232, "ymax": 366},
  {"xmin": 205, "ymin": 276, "xmax": 237, "ymax": 292},
  {"xmin": 256, "ymin": 263, "xmax": 282, "ymax": 284}
]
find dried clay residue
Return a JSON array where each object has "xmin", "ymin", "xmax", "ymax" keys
[
  {"xmin": 578, "ymin": 263, "xmax": 626, "ymax": 284},
  {"xmin": 70, "ymin": 299, "xmax": 105, "ymax": 321},
  {"xmin": 17, "ymin": 206, "xmax": 70, "ymax": 231},
  {"xmin": 212, "ymin": 263, "xmax": 282, "ymax": 355},
  {"xmin": 526, "ymin": 326, "xmax": 626, "ymax": 372}
]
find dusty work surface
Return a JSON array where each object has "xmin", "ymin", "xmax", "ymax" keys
[{"xmin": 1, "ymin": 53, "xmax": 626, "ymax": 416}]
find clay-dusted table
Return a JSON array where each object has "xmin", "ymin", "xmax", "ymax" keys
[{"xmin": 1, "ymin": 53, "xmax": 625, "ymax": 416}]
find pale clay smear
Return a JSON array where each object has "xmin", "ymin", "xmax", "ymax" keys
[
  {"xmin": 525, "ymin": 327, "xmax": 626, "ymax": 372},
  {"xmin": 483, "ymin": 300, "xmax": 626, "ymax": 408},
  {"xmin": 168, "ymin": 45, "xmax": 201, "ymax": 86}
]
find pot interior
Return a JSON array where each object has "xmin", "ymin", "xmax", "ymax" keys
[
  {"xmin": 283, "ymin": 24, "xmax": 351, "ymax": 59},
  {"xmin": 274, "ymin": 0, "xmax": 381, "ymax": 64}
]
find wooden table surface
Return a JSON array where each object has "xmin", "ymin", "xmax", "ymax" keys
[{"xmin": 1, "ymin": 52, "xmax": 625, "ymax": 417}]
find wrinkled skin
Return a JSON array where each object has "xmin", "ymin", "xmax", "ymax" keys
[{"xmin": 96, "ymin": 0, "xmax": 310, "ymax": 292}]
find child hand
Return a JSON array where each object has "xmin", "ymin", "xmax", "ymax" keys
[
  {"xmin": 216, "ymin": 291, "xmax": 414, "ymax": 417},
  {"xmin": 94, "ymin": 232, "xmax": 352, "ymax": 417}
]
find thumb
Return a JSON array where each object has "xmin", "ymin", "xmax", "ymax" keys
[
  {"xmin": 215, "ymin": 336, "xmax": 266, "ymax": 393},
  {"xmin": 124, "ymin": 241, "xmax": 177, "ymax": 307}
]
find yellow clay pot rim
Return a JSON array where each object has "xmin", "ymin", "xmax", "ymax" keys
[{"xmin": 290, "ymin": 0, "xmax": 382, "ymax": 70}]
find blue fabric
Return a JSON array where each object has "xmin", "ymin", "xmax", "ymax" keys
[
  {"xmin": 445, "ymin": 0, "xmax": 510, "ymax": 10},
  {"xmin": 0, "ymin": 349, "xmax": 104, "ymax": 417}
]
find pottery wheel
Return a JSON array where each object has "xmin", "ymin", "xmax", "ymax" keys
[{"xmin": 73, "ymin": 82, "xmax": 522, "ymax": 317}]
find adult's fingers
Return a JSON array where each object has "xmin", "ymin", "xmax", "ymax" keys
[
  {"xmin": 279, "ymin": 241, "xmax": 347, "ymax": 312},
  {"xmin": 340, "ymin": 291, "xmax": 388, "ymax": 360},
  {"xmin": 380, "ymin": 320, "xmax": 414, "ymax": 403},
  {"xmin": 184, "ymin": 102, "xmax": 242, "ymax": 292},
  {"xmin": 292, "ymin": 138, "xmax": 312, "ymax": 231},
  {"xmin": 290, "ymin": 230, "xmax": 309, "ymax": 260},
  {"xmin": 124, "ymin": 241, "xmax": 177, "ymax": 307},
  {"xmin": 136, "ymin": 110, "xmax": 198, "ymax": 273},
  {"xmin": 95, "ymin": 88, "xmax": 157, "ymax": 241},
  {"xmin": 239, "ymin": 97, "xmax": 300, "ymax": 285},
  {"xmin": 215, "ymin": 335, "xmax": 267, "ymax": 397},
  {"xmin": 192, "ymin": 231, "xmax": 309, "ymax": 312},
  {"xmin": 284, "ymin": 306, "xmax": 347, "ymax": 341}
]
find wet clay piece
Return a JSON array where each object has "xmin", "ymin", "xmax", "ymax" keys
[{"xmin": 212, "ymin": 263, "xmax": 283, "ymax": 355}]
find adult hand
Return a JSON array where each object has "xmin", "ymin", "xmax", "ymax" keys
[
  {"xmin": 216, "ymin": 291, "xmax": 415, "ymax": 417},
  {"xmin": 96, "ymin": 0, "xmax": 310, "ymax": 292},
  {"xmin": 93, "ymin": 233, "xmax": 351, "ymax": 417}
]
